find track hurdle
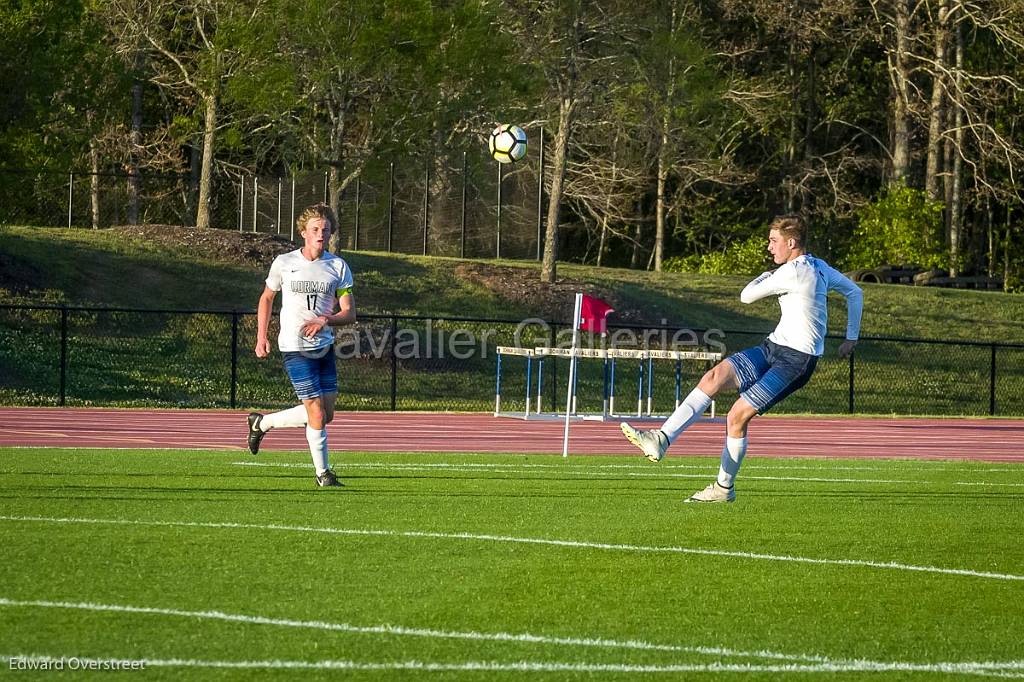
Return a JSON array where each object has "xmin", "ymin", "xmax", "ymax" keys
[
  {"xmin": 494, "ymin": 346, "xmax": 550, "ymax": 418},
  {"xmin": 494, "ymin": 346, "xmax": 722, "ymax": 421}
]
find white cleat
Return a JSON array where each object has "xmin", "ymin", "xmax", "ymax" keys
[
  {"xmin": 685, "ymin": 481, "xmax": 736, "ymax": 503},
  {"xmin": 619, "ymin": 423, "xmax": 669, "ymax": 462}
]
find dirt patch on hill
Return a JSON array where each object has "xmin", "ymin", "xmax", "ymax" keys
[
  {"xmin": 453, "ymin": 262, "xmax": 647, "ymax": 325},
  {"xmin": 111, "ymin": 224, "xmax": 294, "ymax": 268}
]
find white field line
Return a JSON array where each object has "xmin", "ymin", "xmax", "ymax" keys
[
  {"xmin": 234, "ymin": 459, "xmax": 959, "ymax": 473},
  {"xmin": 2, "ymin": 514, "xmax": 1021, "ymax": 583},
  {"xmin": 247, "ymin": 460, "xmax": 1021, "ymax": 486},
  {"xmin": 0, "ymin": 597, "xmax": 840, "ymax": 664},
  {"xmin": 232, "ymin": 461, "xmax": 929, "ymax": 485},
  {"xmin": 4, "ymin": 597, "xmax": 1022, "ymax": 676},
  {"xmin": 1, "ymin": 654, "xmax": 1022, "ymax": 676}
]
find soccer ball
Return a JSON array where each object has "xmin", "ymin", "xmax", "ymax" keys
[{"xmin": 488, "ymin": 124, "xmax": 527, "ymax": 164}]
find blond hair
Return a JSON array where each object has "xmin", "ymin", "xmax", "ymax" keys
[
  {"xmin": 769, "ymin": 214, "xmax": 806, "ymax": 247},
  {"xmin": 296, "ymin": 203, "xmax": 338, "ymax": 234}
]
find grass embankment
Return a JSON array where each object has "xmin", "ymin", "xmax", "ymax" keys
[
  {"xmin": 2, "ymin": 225, "xmax": 1023, "ymax": 414},
  {"xmin": 3, "ymin": 225, "xmax": 1024, "ymax": 339}
]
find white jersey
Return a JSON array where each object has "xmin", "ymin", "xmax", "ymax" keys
[
  {"xmin": 265, "ymin": 249, "xmax": 354, "ymax": 352},
  {"xmin": 740, "ymin": 254, "xmax": 862, "ymax": 357}
]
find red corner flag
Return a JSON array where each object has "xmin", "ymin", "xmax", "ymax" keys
[{"xmin": 579, "ymin": 295, "xmax": 614, "ymax": 334}]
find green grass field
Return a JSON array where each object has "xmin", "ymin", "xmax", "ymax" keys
[{"xmin": 1, "ymin": 447, "xmax": 1022, "ymax": 679}]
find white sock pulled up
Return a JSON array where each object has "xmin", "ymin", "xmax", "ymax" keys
[
  {"xmin": 306, "ymin": 426, "xmax": 329, "ymax": 475},
  {"xmin": 660, "ymin": 388, "xmax": 712, "ymax": 443},
  {"xmin": 716, "ymin": 436, "xmax": 748, "ymax": 488}
]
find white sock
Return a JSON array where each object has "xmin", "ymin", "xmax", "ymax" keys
[
  {"xmin": 661, "ymin": 388, "xmax": 712, "ymax": 443},
  {"xmin": 261, "ymin": 405, "xmax": 308, "ymax": 431},
  {"xmin": 717, "ymin": 436, "xmax": 748, "ymax": 488},
  {"xmin": 306, "ymin": 426, "xmax": 329, "ymax": 475}
]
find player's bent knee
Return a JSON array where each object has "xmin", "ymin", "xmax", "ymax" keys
[
  {"xmin": 727, "ymin": 400, "xmax": 756, "ymax": 428},
  {"xmin": 304, "ymin": 398, "xmax": 326, "ymax": 429},
  {"xmin": 699, "ymin": 362, "xmax": 737, "ymax": 394}
]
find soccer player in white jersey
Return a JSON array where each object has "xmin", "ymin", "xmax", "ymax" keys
[
  {"xmin": 621, "ymin": 215, "xmax": 863, "ymax": 502},
  {"xmin": 247, "ymin": 203, "xmax": 356, "ymax": 487}
]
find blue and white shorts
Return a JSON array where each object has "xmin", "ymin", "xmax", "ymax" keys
[
  {"xmin": 726, "ymin": 339, "xmax": 818, "ymax": 414},
  {"xmin": 282, "ymin": 346, "xmax": 338, "ymax": 401}
]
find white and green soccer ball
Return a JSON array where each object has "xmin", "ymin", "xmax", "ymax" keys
[{"xmin": 488, "ymin": 124, "xmax": 527, "ymax": 164}]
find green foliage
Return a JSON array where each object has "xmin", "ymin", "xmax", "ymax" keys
[
  {"xmin": 0, "ymin": 0, "xmax": 125, "ymax": 169},
  {"xmin": 843, "ymin": 184, "xmax": 948, "ymax": 270},
  {"xmin": 4, "ymin": 1, "xmax": 1024, "ymax": 281},
  {"xmin": 663, "ymin": 234, "xmax": 769, "ymax": 276}
]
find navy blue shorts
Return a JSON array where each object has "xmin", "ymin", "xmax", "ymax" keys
[
  {"xmin": 282, "ymin": 346, "xmax": 338, "ymax": 401},
  {"xmin": 726, "ymin": 340, "xmax": 817, "ymax": 414}
]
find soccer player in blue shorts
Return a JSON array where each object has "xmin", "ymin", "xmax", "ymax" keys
[
  {"xmin": 248, "ymin": 203, "xmax": 356, "ymax": 487},
  {"xmin": 621, "ymin": 215, "xmax": 863, "ymax": 502}
]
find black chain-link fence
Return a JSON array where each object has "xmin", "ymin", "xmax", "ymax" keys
[
  {"xmin": 2, "ymin": 304, "xmax": 1023, "ymax": 416},
  {"xmin": 0, "ymin": 129, "xmax": 545, "ymax": 260}
]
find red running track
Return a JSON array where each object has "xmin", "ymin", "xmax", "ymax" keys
[{"xmin": 0, "ymin": 407, "xmax": 1022, "ymax": 462}]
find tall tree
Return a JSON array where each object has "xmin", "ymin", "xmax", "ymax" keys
[
  {"xmin": 925, "ymin": 0, "xmax": 951, "ymax": 200},
  {"xmin": 629, "ymin": 0, "xmax": 737, "ymax": 271},
  {"xmin": 870, "ymin": 0, "xmax": 918, "ymax": 185},
  {"xmin": 500, "ymin": 0, "xmax": 630, "ymax": 283},
  {"xmin": 233, "ymin": 0, "xmax": 519, "ymax": 253},
  {"xmin": 99, "ymin": 0, "xmax": 262, "ymax": 228}
]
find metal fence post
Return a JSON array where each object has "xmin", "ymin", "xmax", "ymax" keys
[
  {"xmin": 390, "ymin": 315, "xmax": 398, "ymax": 411},
  {"xmin": 848, "ymin": 349, "xmax": 855, "ymax": 414},
  {"xmin": 290, "ymin": 175, "xmax": 296, "ymax": 241},
  {"xmin": 238, "ymin": 178, "xmax": 244, "ymax": 232},
  {"xmin": 990, "ymin": 343, "xmax": 997, "ymax": 415},
  {"xmin": 549, "ymin": 324, "xmax": 558, "ymax": 410},
  {"xmin": 67, "ymin": 172, "xmax": 73, "ymax": 228},
  {"xmin": 536, "ymin": 126, "xmax": 544, "ymax": 261},
  {"xmin": 112, "ymin": 168, "xmax": 120, "ymax": 226},
  {"xmin": 59, "ymin": 306, "xmax": 69, "ymax": 406},
  {"xmin": 496, "ymin": 162, "xmax": 502, "ymax": 260},
  {"xmin": 230, "ymin": 311, "xmax": 239, "ymax": 409},
  {"xmin": 276, "ymin": 177, "xmax": 282, "ymax": 235},
  {"xmin": 387, "ymin": 161, "xmax": 395, "ymax": 252},
  {"xmin": 323, "ymin": 171, "xmax": 328, "ymax": 202},
  {"xmin": 252, "ymin": 176, "xmax": 258, "ymax": 233},
  {"xmin": 422, "ymin": 158, "xmax": 429, "ymax": 256},
  {"xmin": 354, "ymin": 175, "xmax": 361, "ymax": 251},
  {"xmin": 461, "ymin": 151, "xmax": 467, "ymax": 259}
]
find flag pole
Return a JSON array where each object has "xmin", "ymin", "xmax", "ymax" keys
[{"xmin": 562, "ymin": 292, "xmax": 583, "ymax": 458}]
